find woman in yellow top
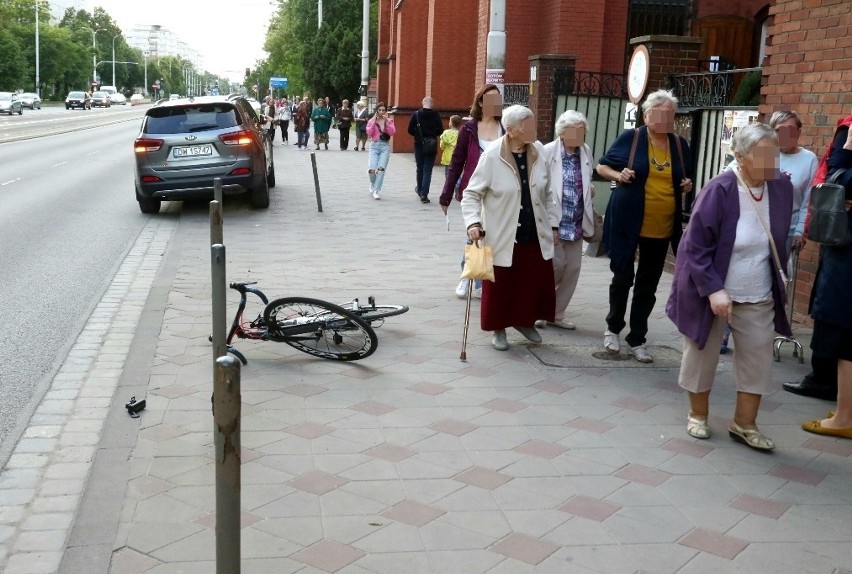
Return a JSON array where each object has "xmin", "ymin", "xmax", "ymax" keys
[{"xmin": 595, "ymin": 90, "xmax": 693, "ymax": 363}]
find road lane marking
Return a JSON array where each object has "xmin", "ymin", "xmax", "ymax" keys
[
  {"xmin": 1, "ymin": 178, "xmax": 22, "ymax": 186},
  {"xmin": 52, "ymin": 161, "xmax": 68, "ymax": 168}
]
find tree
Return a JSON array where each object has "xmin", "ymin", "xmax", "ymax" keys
[{"xmin": 0, "ymin": 27, "xmax": 25, "ymax": 88}]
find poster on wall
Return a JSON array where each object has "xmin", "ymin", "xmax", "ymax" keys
[{"xmin": 720, "ymin": 110, "xmax": 760, "ymax": 173}]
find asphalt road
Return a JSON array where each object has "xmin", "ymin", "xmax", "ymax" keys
[{"xmin": 0, "ymin": 105, "xmax": 154, "ymax": 463}]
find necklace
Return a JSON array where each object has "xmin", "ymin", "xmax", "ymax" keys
[
  {"xmin": 737, "ymin": 168, "xmax": 765, "ymax": 201},
  {"xmin": 649, "ymin": 137, "xmax": 670, "ymax": 171}
]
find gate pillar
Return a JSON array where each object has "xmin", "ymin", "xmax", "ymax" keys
[{"xmin": 528, "ymin": 54, "xmax": 577, "ymax": 145}]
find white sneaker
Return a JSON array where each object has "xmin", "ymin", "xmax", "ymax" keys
[
  {"xmin": 455, "ymin": 279, "xmax": 469, "ymax": 298},
  {"xmin": 603, "ymin": 330, "xmax": 620, "ymax": 354},
  {"xmin": 472, "ymin": 287, "xmax": 482, "ymax": 299},
  {"xmin": 628, "ymin": 344, "xmax": 653, "ymax": 363},
  {"xmin": 372, "ymin": 191, "xmax": 380, "ymax": 200}
]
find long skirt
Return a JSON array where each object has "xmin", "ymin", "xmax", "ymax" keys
[
  {"xmin": 481, "ymin": 242, "xmax": 555, "ymax": 331},
  {"xmin": 314, "ymin": 131, "xmax": 330, "ymax": 145}
]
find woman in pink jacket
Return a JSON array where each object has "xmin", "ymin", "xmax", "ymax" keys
[{"xmin": 365, "ymin": 103, "xmax": 395, "ymax": 200}]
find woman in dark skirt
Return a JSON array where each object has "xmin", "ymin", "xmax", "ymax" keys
[
  {"xmin": 802, "ymin": 115, "xmax": 852, "ymax": 438},
  {"xmin": 461, "ymin": 105, "xmax": 560, "ymax": 351}
]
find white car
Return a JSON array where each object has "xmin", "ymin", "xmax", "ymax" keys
[
  {"xmin": 110, "ymin": 93, "xmax": 127, "ymax": 105},
  {"xmin": 130, "ymin": 94, "xmax": 144, "ymax": 105}
]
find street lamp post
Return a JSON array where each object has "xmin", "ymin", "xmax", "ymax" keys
[
  {"xmin": 34, "ymin": 1, "xmax": 40, "ymax": 96},
  {"xmin": 112, "ymin": 34, "xmax": 121, "ymax": 87},
  {"xmin": 143, "ymin": 51, "xmax": 149, "ymax": 97},
  {"xmin": 86, "ymin": 27, "xmax": 103, "ymax": 88}
]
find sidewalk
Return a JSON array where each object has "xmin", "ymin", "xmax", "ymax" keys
[{"xmin": 4, "ymin": 128, "xmax": 851, "ymax": 574}]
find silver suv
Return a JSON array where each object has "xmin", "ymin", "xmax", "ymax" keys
[{"xmin": 133, "ymin": 95, "xmax": 275, "ymax": 214}]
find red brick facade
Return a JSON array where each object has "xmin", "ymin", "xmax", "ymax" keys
[{"xmin": 761, "ymin": 0, "xmax": 852, "ymax": 322}]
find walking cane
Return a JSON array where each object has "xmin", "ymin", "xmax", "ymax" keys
[{"xmin": 460, "ymin": 278, "xmax": 473, "ymax": 361}]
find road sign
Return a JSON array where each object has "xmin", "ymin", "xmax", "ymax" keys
[{"xmin": 269, "ymin": 76, "xmax": 288, "ymax": 88}]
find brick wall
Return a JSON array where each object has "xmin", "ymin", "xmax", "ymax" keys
[{"xmin": 760, "ymin": 0, "xmax": 852, "ymax": 322}]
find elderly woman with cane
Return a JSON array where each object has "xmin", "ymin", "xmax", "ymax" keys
[
  {"xmin": 461, "ymin": 105, "xmax": 559, "ymax": 351},
  {"xmin": 667, "ymin": 123, "xmax": 793, "ymax": 450}
]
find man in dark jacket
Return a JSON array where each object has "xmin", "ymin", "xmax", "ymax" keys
[{"xmin": 408, "ymin": 97, "xmax": 443, "ymax": 204}]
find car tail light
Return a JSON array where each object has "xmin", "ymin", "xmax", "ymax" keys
[
  {"xmin": 141, "ymin": 176, "xmax": 162, "ymax": 183},
  {"xmin": 219, "ymin": 130, "xmax": 254, "ymax": 146},
  {"xmin": 134, "ymin": 138, "xmax": 163, "ymax": 153},
  {"xmin": 229, "ymin": 168, "xmax": 251, "ymax": 176}
]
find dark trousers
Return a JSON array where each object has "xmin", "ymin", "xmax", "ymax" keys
[
  {"xmin": 607, "ymin": 236, "xmax": 670, "ymax": 347},
  {"xmin": 339, "ymin": 127, "xmax": 350, "ymax": 150},
  {"xmin": 803, "ymin": 353, "xmax": 839, "ymax": 389},
  {"xmin": 280, "ymin": 120, "xmax": 289, "ymax": 142},
  {"xmin": 413, "ymin": 144, "xmax": 436, "ymax": 198}
]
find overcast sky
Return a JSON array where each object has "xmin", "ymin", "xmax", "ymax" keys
[{"xmin": 65, "ymin": 0, "xmax": 274, "ymax": 82}]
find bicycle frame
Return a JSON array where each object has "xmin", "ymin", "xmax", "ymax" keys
[{"xmin": 226, "ymin": 282, "xmax": 270, "ymax": 345}]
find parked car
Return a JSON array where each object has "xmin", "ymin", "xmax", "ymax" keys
[
  {"xmin": 169, "ymin": 94, "xmax": 181, "ymax": 100},
  {"xmin": 0, "ymin": 92, "xmax": 23, "ymax": 115},
  {"xmin": 91, "ymin": 91, "xmax": 111, "ymax": 108},
  {"xmin": 133, "ymin": 95, "xmax": 274, "ymax": 214},
  {"xmin": 19, "ymin": 92, "xmax": 41, "ymax": 110},
  {"xmin": 130, "ymin": 93, "xmax": 144, "ymax": 105},
  {"xmin": 110, "ymin": 92, "xmax": 127, "ymax": 105},
  {"xmin": 66, "ymin": 91, "xmax": 91, "ymax": 110}
]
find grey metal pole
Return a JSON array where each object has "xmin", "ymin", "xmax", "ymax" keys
[
  {"xmin": 210, "ymin": 201, "xmax": 223, "ymax": 248},
  {"xmin": 211, "ymin": 244, "xmax": 227, "ymax": 365},
  {"xmin": 35, "ymin": 1, "xmax": 40, "ymax": 97},
  {"xmin": 360, "ymin": 0, "xmax": 369, "ymax": 101},
  {"xmin": 214, "ymin": 176, "xmax": 223, "ymax": 204},
  {"xmin": 310, "ymin": 152, "xmax": 323, "ymax": 212},
  {"xmin": 213, "ymin": 355, "xmax": 241, "ymax": 574}
]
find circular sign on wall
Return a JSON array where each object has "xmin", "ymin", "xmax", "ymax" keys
[{"xmin": 627, "ymin": 45, "xmax": 650, "ymax": 104}]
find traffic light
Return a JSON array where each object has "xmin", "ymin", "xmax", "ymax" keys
[{"xmin": 245, "ymin": 67, "xmax": 250, "ymax": 77}]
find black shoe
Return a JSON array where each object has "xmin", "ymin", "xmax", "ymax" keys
[
  {"xmin": 420, "ymin": 196, "xmax": 430, "ymax": 204},
  {"xmin": 783, "ymin": 379, "xmax": 837, "ymax": 401}
]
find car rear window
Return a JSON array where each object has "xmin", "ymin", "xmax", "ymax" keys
[{"xmin": 145, "ymin": 104, "xmax": 240, "ymax": 134}]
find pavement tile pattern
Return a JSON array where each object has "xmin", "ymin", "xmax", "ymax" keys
[{"xmin": 2, "ymin": 130, "xmax": 851, "ymax": 573}]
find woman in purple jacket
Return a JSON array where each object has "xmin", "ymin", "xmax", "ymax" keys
[
  {"xmin": 440, "ymin": 84, "xmax": 503, "ymax": 298},
  {"xmin": 667, "ymin": 123, "xmax": 793, "ymax": 451}
]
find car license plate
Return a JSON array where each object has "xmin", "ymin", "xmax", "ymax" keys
[{"xmin": 173, "ymin": 145, "xmax": 213, "ymax": 158}]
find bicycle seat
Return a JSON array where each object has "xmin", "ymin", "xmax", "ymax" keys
[{"xmin": 229, "ymin": 281, "xmax": 258, "ymax": 290}]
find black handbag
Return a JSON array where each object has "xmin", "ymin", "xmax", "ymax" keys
[
  {"xmin": 808, "ymin": 168, "xmax": 852, "ymax": 246},
  {"xmin": 416, "ymin": 111, "xmax": 438, "ymax": 155}
]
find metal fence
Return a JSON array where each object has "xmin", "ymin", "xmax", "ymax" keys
[
  {"xmin": 628, "ymin": 0, "xmax": 695, "ymax": 38},
  {"xmin": 503, "ymin": 83, "xmax": 529, "ymax": 107},
  {"xmin": 668, "ymin": 67, "xmax": 762, "ymax": 108},
  {"xmin": 553, "ymin": 70, "xmax": 631, "ymax": 164}
]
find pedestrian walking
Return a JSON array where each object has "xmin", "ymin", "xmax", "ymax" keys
[
  {"xmin": 294, "ymin": 101, "xmax": 310, "ymax": 150},
  {"xmin": 277, "ymin": 100, "xmax": 292, "ymax": 144},
  {"xmin": 366, "ymin": 103, "xmax": 395, "ymax": 200},
  {"xmin": 538, "ymin": 110, "xmax": 596, "ymax": 331},
  {"xmin": 440, "ymin": 115, "xmax": 463, "ymax": 177},
  {"xmin": 262, "ymin": 97, "xmax": 276, "ymax": 142},
  {"xmin": 667, "ymin": 123, "xmax": 793, "ymax": 450},
  {"xmin": 408, "ymin": 97, "xmax": 443, "ymax": 203},
  {"xmin": 461, "ymin": 105, "xmax": 559, "ymax": 351},
  {"xmin": 595, "ymin": 89, "xmax": 693, "ymax": 363},
  {"xmin": 311, "ymin": 99, "xmax": 333, "ymax": 150},
  {"xmin": 440, "ymin": 84, "xmax": 504, "ymax": 300},
  {"xmin": 336, "ymin": 99, "xmax": 354, "ymax": 150},
  {"xmin": 353, "ymin": 101, "xmax": 369, "ymax": 151}
]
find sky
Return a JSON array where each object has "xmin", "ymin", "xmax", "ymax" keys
[{"xmin": 56, "ymin": 0, "xmax": 274, "ymax": 82}]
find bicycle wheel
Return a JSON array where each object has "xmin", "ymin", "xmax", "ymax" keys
[
  {"xmin": 263, "ymin": 297, "xmax": 378, "ymax": 361},
  {"xmin": 344, "ymin": 304, "xmax": 409, "ymax": 324}
]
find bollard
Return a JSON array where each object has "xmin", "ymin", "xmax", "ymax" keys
[
  {"xmin": 214, "ymin": 176, "xmax": 223, "ymax": 204},
  {"xmin": 211, "ymin": 244, "xmax": 227, "ymax": 365},
  {"xmin": 310, "ymin": 152, "xmax": 323, "ymax": 212},
  {"xmin": 210, "ymin": 200, "xmax": 223, "ymax": 247},
  {"xmin": 213, "ymin": 355, "xmax": 241, "ymax": 574}
]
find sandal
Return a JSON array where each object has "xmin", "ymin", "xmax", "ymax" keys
[
  {"xmin": 687, "ymin": 414, "xmax": 710, "ymax": 439},
  {"xmin": 728, "ymin": 422, "xmax": 775, "ymax": 451}
]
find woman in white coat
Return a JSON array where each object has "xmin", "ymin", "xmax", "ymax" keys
[
  {"xmin": 539, "ymin": 110, "xmax": 596, "ymax": 330},
  {"xmin": 462, "ymin": 105, "xmax": 560, "ymax": 351}
]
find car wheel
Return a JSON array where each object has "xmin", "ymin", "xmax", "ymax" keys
[
  {"xmin": 138, "ymin": 198, "xmax": 161, "ymax": 214},
  {"xmin": 250, "ymin": 176, "xmax": 270, "ymax": 209},
  {"xmin": 18, "ymin": 107, "xmax": 22, "ymax": 115},
  {"xmin": 266, "ymin": 162, "xmax": 276, "ymax": 188},
  {"xmin": 66, "ymin": 105, "xmax": 70, "ymax": 110}
]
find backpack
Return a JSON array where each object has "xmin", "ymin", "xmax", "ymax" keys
[{"xmin": 807, "ymin": 168, "xmax": 852, "ymax": 246}]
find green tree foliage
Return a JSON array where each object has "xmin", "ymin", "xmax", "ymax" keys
[
  {"xmin": 0, "ymin": 27, "xmax": 26, "ymax": 88},
  {"xmin": 262, "ymin": 0, "xmax": 377, "ymax": 102}
]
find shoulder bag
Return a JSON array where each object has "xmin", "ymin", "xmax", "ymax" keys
[
  {"xmin": 807, "ymin": 168, "xmax": 851, "ymax": 246},
  {"xmin": 416, "ymin": 111, "xmax": 438, "ymax": 155}
]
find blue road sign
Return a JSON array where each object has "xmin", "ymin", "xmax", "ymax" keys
[{"xmin": 269, "ymin": 76, "xmax": 288, "ymax": 88}]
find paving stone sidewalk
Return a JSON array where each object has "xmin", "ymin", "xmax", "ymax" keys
[{"xmin": 7, "ymin": 129, "xmax": 852, "ymax": 574}]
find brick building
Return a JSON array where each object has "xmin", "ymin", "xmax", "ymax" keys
[{"xmin": 760, "ymin": 0, "xmax": 852, "ymax": 321}]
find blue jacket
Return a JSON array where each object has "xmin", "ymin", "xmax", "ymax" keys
[
  {"xmin": 666, "ymin": 170, "xmax": 794, "ymax": 349},
  {"xmin": 599, "ymin": 127, "xmax": 692, "ymax": 270}
]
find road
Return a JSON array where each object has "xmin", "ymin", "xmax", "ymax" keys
[{"xmin": 0, "ymin": 104, "xmax": 153, "ymax": 462}]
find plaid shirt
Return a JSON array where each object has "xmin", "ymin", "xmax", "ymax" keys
[{"xmin": 557, "ymin": 148, "xmax": 585, "ymax": 241}]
